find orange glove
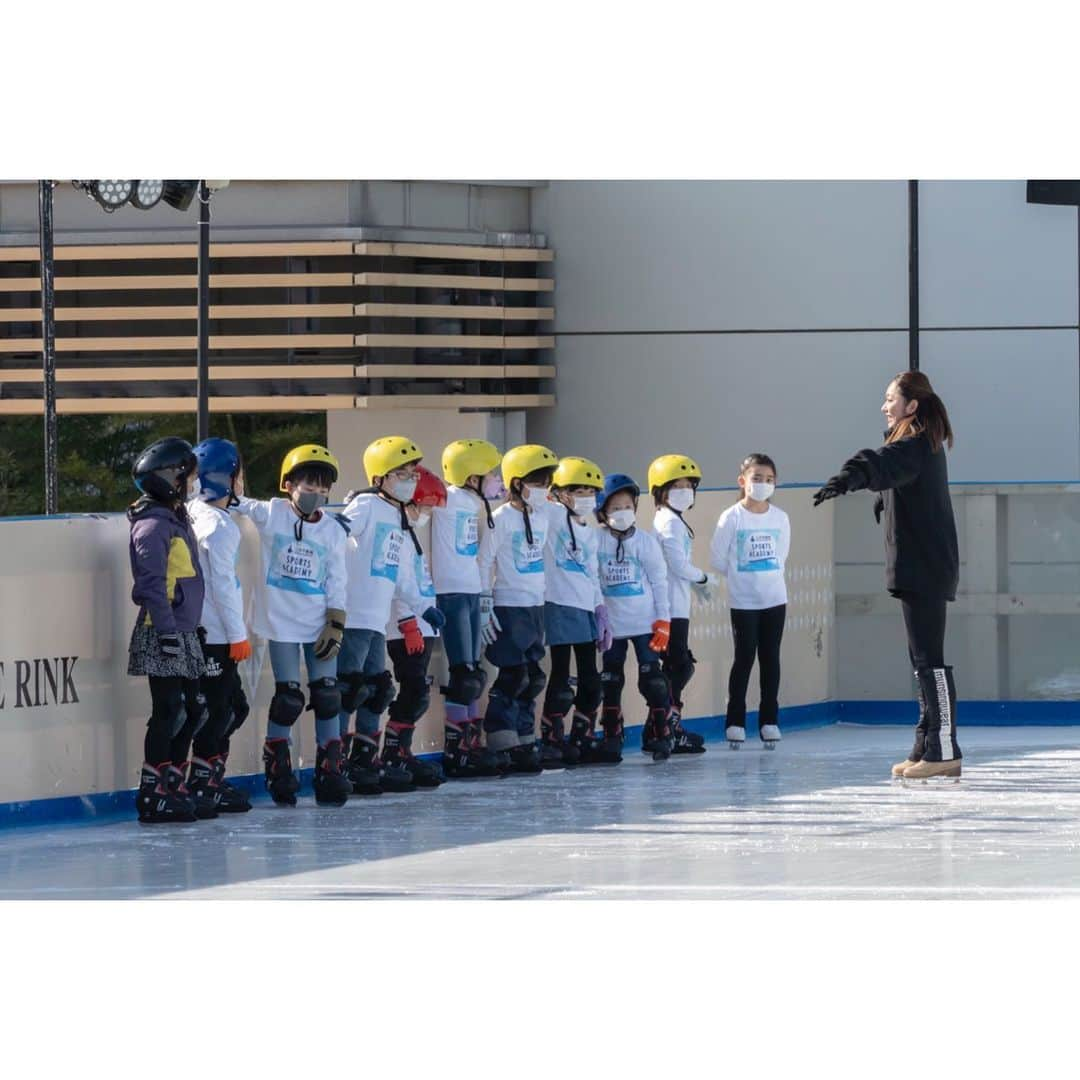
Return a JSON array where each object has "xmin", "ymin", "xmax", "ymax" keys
[
  {"xmin": 398, "ymin": 617, "xmax": 425, "ymax": 656},
  {"xmin": 229, "ymin": 640, "xmax": 253, "ymax": 662},
  {"xmin": 649, "ymin": 620, "xmax": 671, "ymax": 655}
]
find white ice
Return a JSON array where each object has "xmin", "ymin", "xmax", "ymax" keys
[{"xmin": 3, "ymin": 724, "xmax": 1080, "ymax": 900}]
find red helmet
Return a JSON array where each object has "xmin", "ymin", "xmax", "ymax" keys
[{"xmin": 412, "ymin": 465, "xmax": 447, "ymax": 508}]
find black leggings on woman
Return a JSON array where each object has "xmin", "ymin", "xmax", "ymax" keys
[
  {"xmin": 726, "ymin": 605, "xmax": 786, "ymax": 731},
  {"xmin": 543, "ymin": 641, "xmax": 602, "ymax": 718},
  {"xmin": 145, "ymin": 675, "xmax": 205, "ymax": 766}
]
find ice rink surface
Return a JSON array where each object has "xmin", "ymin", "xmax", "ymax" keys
[{"xmin": 3, "ymin": 724, "xmax": 1080, "ymax": 900}]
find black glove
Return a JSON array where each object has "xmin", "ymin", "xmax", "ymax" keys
[
  {"xmin": 158, "ymin": 632, "xmax": 181, "ymax": 658},
  {"xmin": 196, "ymin": 625, "xmax": 208, "ymax": 646},
  {"xmin": 812, "ymin": 472, "xmax": 851, "ymax": 507},
  {"xmin": 873, "ymin": 495, "xmax": 884, "ymax": 524}
]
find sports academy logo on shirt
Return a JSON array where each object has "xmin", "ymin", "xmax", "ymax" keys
[
  {"xmin": 554, "ymin": 528, "xmax": 587, "ymax": 574},
  {"xmin": 736, "ymin": 529, "xmax": 781, "ymax": 573},
  {"xmin": 598, "ymin": 552, "xmax": 645, "ymax": 597},
  {"xmin": 267, "ymin": 533, "xmax": 328, "ymax": 595},
  {"xmin": 511, "ymin": 530, "xmax": 545, "ymax": 574},
  {"xmin": 370, "ymin": 522, "xmax": 404, "ymax": 582},
  {"xmin": 454, "ymin": 509, "xmax": 479, "ymax": 556}
]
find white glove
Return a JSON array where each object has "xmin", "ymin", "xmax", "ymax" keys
[
  {"xmin": 479, "ymin": 592, "xmax": 501, "ymax": 647},
  {"xmin": 690, "ymin": 572, "xmax": 720, "ymax": 603}
]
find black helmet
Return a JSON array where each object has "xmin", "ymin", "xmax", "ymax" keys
[{"xmin": 133, "ymin": 437, "xmax": 197, "ymax": 502}]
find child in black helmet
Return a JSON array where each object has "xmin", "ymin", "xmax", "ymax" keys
[{"xmin": 127, "ymin": 437, "xmax": 208, "ymax": 823}]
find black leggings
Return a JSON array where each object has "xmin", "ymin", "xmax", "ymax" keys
[
  {"xmin": 898, "ymin": 591, "xmax": 947, "ymax": 670},
  {"xmin": 387, "ymin": 637, "xmax": 433, "ymax": 723},
  {"xmin": 145, "ymin": 675, "xmax": 205, "ymax": 767},
  {"xmin": 662, "ymin": 617, "xmax": 694, "ymax": 706},
  {"xmin": 544, "ymin": 641, "xmax": 602, "ymax": 716},
  {"xmin": 726, "ymin": 605, "xmax": 786, "ymax": 730},
  {"xmin": 193, "ymin": 644, "xmax": 250, "ymax": 761}
]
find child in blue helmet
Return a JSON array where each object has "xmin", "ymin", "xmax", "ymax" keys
[
  {"xmin": 594, "ymin": 473, "xmax": 674, "ymax": 762},
  {"xmin": 188, "ymin": 438, "xmax": 253, "ymax": 813}
]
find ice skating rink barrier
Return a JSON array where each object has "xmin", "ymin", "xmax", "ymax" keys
[{"xmin": 0, "ymin": 490, "xmax": 832, "ymax": 819}]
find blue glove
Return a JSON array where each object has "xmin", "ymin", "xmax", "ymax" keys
[{"xmin": 423, "ymin": 605, "xmax": 447, "ymax": 631}]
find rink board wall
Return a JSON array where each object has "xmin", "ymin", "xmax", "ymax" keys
[{"xmin": 0, "ymin": 490, "xmax": 833, "ymax": 814}]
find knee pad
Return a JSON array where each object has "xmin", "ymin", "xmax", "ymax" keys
[
  {"xmin": 269, "ymin": 681, "xmax": 305, "ymax": 728},
  {"xmin": 637, "ymin": 663, "xmax": 671, "ymax": 709},
  {"xmin": 365, "ymin": 670, "xmax": 396, "ymax": 715},
  {"xmin": 665, "ymin": 649, "xmax": 697, "ymax": 687},
  {"xmin": 339, "ymin": 671, "xmax": 370, "ymax": 713},
  {"xmin": 601, "ymin": 668, "xmax": 626, "ymax": 695},
  {"xmin": 575, "ymin": 669, "xmax": 603, "ymax": 715},
  {"xmin": 545, "ymin": 682, "xmax": 576, "ymax": 718},
  {"xmin": 522, "ymin": 661, "xmax": 547, "ymax": 704},
  {"xmin": 447, "ymin": 663, "xmax": 487, "ymax": 705},
  {"xmin": 492, "ymin": 664, "xmax": 529, "ymax": 702},
  {"xmin": 393, "ymin": 676, "xmax": 432, "ymax": 724},
  {"xmin": 308, "ymin": 676, "xmax": 342, "ymax": 721}
]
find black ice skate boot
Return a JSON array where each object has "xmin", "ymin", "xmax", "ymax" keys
[
  {"xmin": 508, "ymin": 741, "xmax": 544, "ymax": 774},
  {"xmin": 540, "ymin": 713, "xmax": 580, "ymax": 769},
  {"xmin": 641, "ymin": 708, "xmax": 673, "ymax": 762},
  {"xmin": 382, "ymin": 721, "xmax": 443, "ymax": 788},
  {"xmin": 596, "ymin": 707, "xmax": 624, "ymax": 764},
  {"xmin": 345, "ymin": 734, "xmax": 384, "ymax": 796},
  {"xmin": 262, "ymin": 738, "xmax": 300, "ymax": 807},
  {"xmin": 313, "ymin": 739, "xmax": 353, "ymax": 806},
  {"xmin": 210, "ymin": 754, "xmax": 252, "ymax": 813},
  {"xmin": 136, "ymin": 763, "xmax": 197, "ymax": 824},
  {"xmin": 442, "ymin": 721, "xmax": 501, "ymax": 779},
  {"xmin": 669, "ymin": 704, "xmax": 706, "ymax": 754},
  {"xmin": 568, "ymin": 710, "xmax": 605, "ymax": 765},
  {"xmin": 187, "ymin": 757, "xmax": 223, "ymax": 819}
]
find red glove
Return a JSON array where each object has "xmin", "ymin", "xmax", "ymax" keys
[
  {"xmin": 649, "ymin": 620, "xmax": 671, "ymax": 655},
  {"xmin": 398, "ymin": 617, "xmax": 425, "ymax": 656},
  {"xmin": 229, "ymin": 640, "xmax": 252, "ymax": 662}
]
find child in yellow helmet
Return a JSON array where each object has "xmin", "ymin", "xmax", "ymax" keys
[
  {"xmin": 231, "ymin": 443, "xmax": 351, "ymax": 806},
  {"xmin": 431, "ymin": 439, "xmax": 507, "ymax": 779},
  {"xmin": 648, "ymin": 453, "xmax": 713, "ymax": 755},
  {"xmin": 477, "ymin": 444, "xmax": 558, "ymax": 773}
]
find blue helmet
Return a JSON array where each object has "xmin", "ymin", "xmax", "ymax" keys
[
  {"xmin": 193, "ymin": 438, "xmax": 241, "ymax": 501},
  {"xmin": 595, "ymin": 472, "xmax": 640, "ymax": 517}
]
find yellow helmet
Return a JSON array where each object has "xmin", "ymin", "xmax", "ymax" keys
[
  {"xmin": 501, "ymin": 444, "xmax": 558, "ymax": 489},
  {"xmin": 279, "ymin": 444, "xmax": 340, "ymax": 492},
  {"xmin": 363, "ymin": 436, "xmax": 423, "ymax": 485},
  {"xmin": 442, "ymin": 438, "xmax": 502, "ymax": 488},
  {"xmin": 551, "ymin": 456, "xmax": 604, "ymax": 490},
  {"xmin": 648, "ymin": 453, "xmax": 703, "ymax": 494}
]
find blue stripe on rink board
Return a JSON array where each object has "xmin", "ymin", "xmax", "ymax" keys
[{"xmin": 3, "ymin": 699, "xmax": 1079, "ymax": 828}]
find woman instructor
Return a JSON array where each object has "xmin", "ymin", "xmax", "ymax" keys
[{"xmin": 813, "ymin": 370, "xmax": 961, "ymax": 780}]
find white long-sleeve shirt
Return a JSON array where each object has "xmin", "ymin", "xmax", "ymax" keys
[
  {"xmin": 233, "ymin": 496, "xmax": 348, "ymax": 643},
  {"xmin": 709, "ymin": 501, "xmax": 790, "ymax": 610},
  {"xmin": 653, "ymin": 505, "xmax": 708, "ymax": 620},
  {"xmin": 430, "ymin": 484, "xmax": 487, "ymax": 595},
  {"xmin": 341, "ymin": 491, "xmax": 418, "ymax": 633},
  {"xmin": 596, "ymin": 526, "xmax": 670, "ymax": 638},
  {"xmin": 542, "ymin": 501, "xmax": 602, "ymax": 613},
  {"xmin": 478, "ymin": 500, "xmax": 548, "ymax": 608},
  {"xmin": 388, "ymin": 540, "xmax": 439, "ymax": 640},
  {"xmin": 188, "ymin": 498, "xmax": 247, "ymax": 645}
]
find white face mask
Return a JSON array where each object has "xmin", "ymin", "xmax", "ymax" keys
[
  {"xmin": 607, "ymin": 508, "xmax": 636, "ymax": 531},
  {"xmin": 390, "ymin": 478, "xmax": 417, "ymax": 504},
  {"xmin": 747, "ymin": 481, "xmax": 775, "ymax": 502},
  {"xmin": 187, "ymin": 476, "xmax": 202, "ymax": 501},
  {"xmin": 525, "ymin": 487, "xmax": 549, "ymax": 511},
  {"xmin": 667, "ymin": 488, "xmax": 695, "ymax": 512},
  {"xmin": 572, "ymin": 496, "xmax": 596, "ymax": 518},
  {"xmin": 413, "ymin": 510, "xmax": 431, "ymax": 529}
]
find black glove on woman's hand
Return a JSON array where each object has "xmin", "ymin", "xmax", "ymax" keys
[
  {"xmin": 812, "ymin": 472, "xmax": 851, "ymax": 507},
  {"xmin": 873, "ymin": 495, "xmax": 884, "ymax": 524}
]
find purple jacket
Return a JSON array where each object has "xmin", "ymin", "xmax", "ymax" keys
[{"xmin": 128, "ymin": 498, "xmax": 205, "ymax": 634}]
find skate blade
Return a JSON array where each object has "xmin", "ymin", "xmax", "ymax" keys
[
  {"xmin": 728, "ymin": 742, "xmax": 744, "ymax": 750},
  {"xmin": 762, "ymin": 742, "xmax": 778, "ymax": 751}
]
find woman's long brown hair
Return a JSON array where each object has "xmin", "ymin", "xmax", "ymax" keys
[{"xmin": 885, "ymin": 371, "xmax": 954, "ymax": 453}]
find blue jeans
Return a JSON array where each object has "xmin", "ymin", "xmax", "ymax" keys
[
  {"xmin": 336, "ymin": 627, "xmax": 387, "ymax": 737},
  {"xmin": 267, "ymin": 640, "xmax": 339, "ymax": 742},
  {"xmin": 436, "ymin": 592, "xmax": 482, "ymax": 668}
]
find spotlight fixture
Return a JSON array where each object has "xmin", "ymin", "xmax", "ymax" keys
[
  {"xmin": 73, "ymin": 179, "xmax": 133, "ymax": 211},
  {"xmin": 162, "ymin": 180, "xmax": 200, "ymax": 211},
  {"xmin": 130, "ymin": 179, "xmax": 165, "ymax": 210}
]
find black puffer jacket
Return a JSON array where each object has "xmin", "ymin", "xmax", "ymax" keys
[{"xmin": 840, "ymin": 432, "xmax": 959, "ymax": 601}]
